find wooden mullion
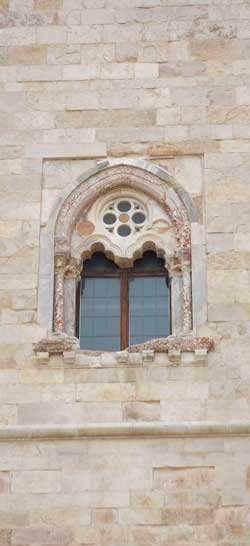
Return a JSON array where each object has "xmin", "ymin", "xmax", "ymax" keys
[
  {"xmin": 120, "ymin": 272, "xmax": 129, "ymax": 350},
  {"xmin": 75, "ymin": 279, "xmax": 81, "ymax": 339}
]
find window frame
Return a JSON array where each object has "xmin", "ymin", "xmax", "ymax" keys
[{"xmin": 76, "ymin": 263, "xmax": 171, "ymax": 351}]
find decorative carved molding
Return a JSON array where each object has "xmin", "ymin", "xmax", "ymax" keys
[
  {"xmin": 65, "ymin": 257, "xmax": 82, "ymax": 281},
  {"xmin": 127, "ymin": 335, "xmax": 214, "ymax": 354},
  {"xmin": 33, "ymin": 332, "xmax": 79, "ymax": 355},
  {"xmin": 55, "ymin": 166, "xmax": 191, "ymax": 253}
]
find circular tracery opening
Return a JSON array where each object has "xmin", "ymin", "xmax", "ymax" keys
[{"xmin": 102, "ymin": 197, "xmax": 147, "ymax": 237}]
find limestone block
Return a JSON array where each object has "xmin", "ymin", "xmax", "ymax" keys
[
  {"xmin": 73, "ymin": 527, "xmax": 98, "ymax": 545},
  {"xmin": 16, "ymin": 65, "xmax": 62, "ymax": 82},
  {"xmin": 26, "ymin": 87, "xmax": 65, "ymax": 111},
  {"xmin": 81, "ymin": 43, "xmax": 115, "ymax": 63},
  {"xmin": 25, "ymin": 142, "xmax": 107, "ymax": 158},
  {"xmin": 97, "ymin": 126, "xmax": 164, "ymax": 143},
  {"xmin": 84, "ymin": 0, "xmax": 105, "ymax": 6},
  {"xmin": 11, "ymin": 528, "xmax": 73, "ymax": 545},
  {"xmin": 206, "ymin": 202, "xmax": 250, "ymax": 233},
  {"xmin": 63, "ymin": 63, "xmax": 100, "ymax": 80},
  {"xmin": 76, "ymin": 383, "xmax": 135, "ymax": 402},
  {"xmin": 30, "ymin": 506, "xmax": 91, "ymax": 527},
  {"xmin": 207, "ymin": 233, "xmax": 234, "ymax": 253},
  {"xmin": 0, "ymin": 510, "xmax": 29, "ymax": 527},
  {"xmin": 103, "ymin": 23, "xmax": 142, "ymax": 43},
  {"xmin": 0, "ymin": 28, "xmax": 36, "ymax": 46},
  {"xmin": 236, "ymin": 86, "xmax": 250, "ymax": 105},
  {"xmin": 92, "ymin": 509, "xmax": 117, "ymax": 524},
  {"xmin": 174, "ymin": 155, "xmax": 203, "ymax": 195},
  {"xmin": 139, "ymin": 88, "xmax": 171, "ymax": 108},
  {"xmin": 40, "ymin": 384, "xmax": 75, "ymax": 403},
  {"xmin": 1, "ymin": 309, "xmax": 35, "ymax": 324},
  {"xmin": 64, "ymin": 367, "xmax": 138, "ymax": 383},
  {"xmin": 161, "ymin": 506, "xmax": 214, "ymax": 525},
  {"xmin": 47, "ymin": 45, "xmax": 81, "ymax": 65},
  {"xmin": 43, "ymin": 128, "xmax": 95, "ymax": 143},
  {"xmin": 67, "ymin": 26, "xmax": 102, "ymax": 44},
  {"xmin": 11, "ymin": 470, "xmax": 61, "ymax": 493},
  {"xmin": 7, "ymin": 46, "xmax": 47, "ymax": 65},
  {"xmin": 116, "ymin": 42, "xmax": 137, "ymax": 62},
  {"xmin": 161, "ymin": 400, "xmax": 206, "ymax": 421},
  {"xmin": 0, "ymin": 472, "xmax": 10, "ymax": 494},
  {"xmin": 19, "ymin": 369, "xmax": 64, "ymax": 384},
  {"xmin": 134, "ymin": 63, "xmax": 159, "ymax": 78},
  {"xmin": 99, "ymin": 89, "xmax": 139, "ymax": 109},
  {"xmin": 171, "ymin": 86, "xmax": 208, "ymax": 106},
  {"xmin": 0, "ymin": 93, "xmax": 25, "ymax": 113},
  {"xmin": 81, "ymin": 8, "xmax": 115, "ymax": 24},
  {"xmin": 130, "ymin": 489, "xmax": 164, "ymax": 509},
  {"xmin": 0, "ymin": 324, "xmax": 46, "ymax": 344},
  {"xmin": 101, "ymin": 62, "xmax": 134, "ymax": 79},
  {"xmin": 221, "ymin": 139, "xmax": 250, "ymax": 152},
  {"xmin": 37, "ymin": 26, "xmax": 67, "ymax": 45},
  {"xmin": 234, "ymin": 232, "xmax": 250, "ymax": 251},
  {"xmin": 65, "ymin": 90, "xmax": 99, "ymax": 110},
  {"xmin": 123, "ymin": 402, "xmax": 160, "ymax": 421},
  {"xmin": 0, "ymin": 66, "xmax": 16, "ymax": 81},
  {"xmin": 0, "ymin": 405, "xmax": 17, "ymax": 425},
  {"xmin": 17, "ymin": 402, "xmax": 123, "ymax": 424},
  {"xmin": 164, "ymin": 125, "xmax": 189, "ymax": 141},
  {"xmin": 136, "ymin": 381, "xmax": 186, "ymax": 401},
  {"xmin": 156, "ymin": 107, "xmax": 181, "ymax": 125}
]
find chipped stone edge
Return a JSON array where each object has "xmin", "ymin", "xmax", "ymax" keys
[{"xmin": 1, "ymin": 422, "xmax": 250, "ymax": 441}]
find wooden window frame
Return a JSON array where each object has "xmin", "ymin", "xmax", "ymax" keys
[{"xmin": 76, "ymin": 266, "xmax": 171, "ymax": 350}]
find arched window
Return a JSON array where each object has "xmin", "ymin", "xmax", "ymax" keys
[
  {"xmin": 77, "ymin": 251, "xmax": 170, "ymax": 351},
  {"xmin": 36, "ymin": 160, "xmax": 211, "ymax": 357}
]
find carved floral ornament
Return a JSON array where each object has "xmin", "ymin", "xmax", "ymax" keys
[{"xmin": 34, "ymin": 162, "xmax": 214, "ymax": 357}]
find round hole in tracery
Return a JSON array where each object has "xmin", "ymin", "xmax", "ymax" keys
[
  {"xmin": 132, "ymin": 212, "xmax": 146, "ymax": 224},
  {"xmin": 117, "ymin": 200, "xmax": 131, "ymax": 212},
  {"xmin": 119, "ymin": 213, "xmax": 130, "ymax": 223},
  {"xmin": 117, "ymin": 224, "xmax": 131, "ymax": 237},
  {"xmin": 103, "ymin": 213, "xmax": 117, "ymax": 225}
]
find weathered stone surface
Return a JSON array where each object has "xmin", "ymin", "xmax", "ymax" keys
[{"xmin": 0, "ymin": 2, "xmax": 250, "ymax": 541}]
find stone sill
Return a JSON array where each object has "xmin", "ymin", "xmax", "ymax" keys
[
  {"xmin": 0, "ymin": 421, "xmax": 250, "ymax": 441},
  {"xmin": 33, "ymin": 333, "xmax": 214, "ymax": 367}
]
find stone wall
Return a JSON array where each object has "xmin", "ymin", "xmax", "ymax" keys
[
  {"xmin": 1, "ymin": 432, "xmax": 250, "ymax": 545},
  {"xmin": 1, "ymin": 0, "xmax": 250, "ymax": 543}
]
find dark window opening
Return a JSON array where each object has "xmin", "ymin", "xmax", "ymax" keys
[{"xmin": 77, "ymin": 251, "xmax": 170, "ymax": 351}]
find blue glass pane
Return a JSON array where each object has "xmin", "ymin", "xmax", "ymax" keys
[
  {"xmin": 129, "ymin": 277, "xmax": 170, "ymax": 345},
  {"xmin": 80, "ymin": 278, "xmax": 120, "ymax": 351}
]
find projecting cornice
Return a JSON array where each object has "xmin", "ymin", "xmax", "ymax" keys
[{"xmin": 1, "ymin": 422, "xmax": 250, "ymax": 441}]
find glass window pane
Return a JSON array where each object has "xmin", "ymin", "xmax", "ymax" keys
[
  {"xmin": 133, "ymin": 251, "xmax": 166, "ymax": 272},
  {"xmin": 129, "ymin": 276, "xmax": 170, "ymax": 345},
  {"xmin": 80, "ymin": 278, "xmax": 120, "ymax": 351}
]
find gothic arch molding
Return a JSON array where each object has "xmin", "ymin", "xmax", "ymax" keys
[{"xmin": 38, "ymin": 159, "xmax": 205, "ymax": 345}]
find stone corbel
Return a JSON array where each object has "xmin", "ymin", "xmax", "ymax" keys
[{"xmin": 33, "ymin": 332, "xmax": 80, "ymax": 358}]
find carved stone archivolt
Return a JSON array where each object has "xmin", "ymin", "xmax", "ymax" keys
[{"xmin": 49, "ymin": 162, "xmax": 199, "ymax": 342}]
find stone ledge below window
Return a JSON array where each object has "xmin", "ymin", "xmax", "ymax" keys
[{"xmin": 33, "ymin": 333, "xmax": 214, "ymax": 367}]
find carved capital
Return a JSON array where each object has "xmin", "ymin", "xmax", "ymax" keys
[
  {"xmin": 54, "ymin": 253, "xmax": 69, "ymax": 274},
  {"xmin": 65, "ymin": 257, "xmax": 82, "ymax": 281},
  {"xmin": 33, "ymin": 332, "xmax": 79, "ymax": 356}
]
